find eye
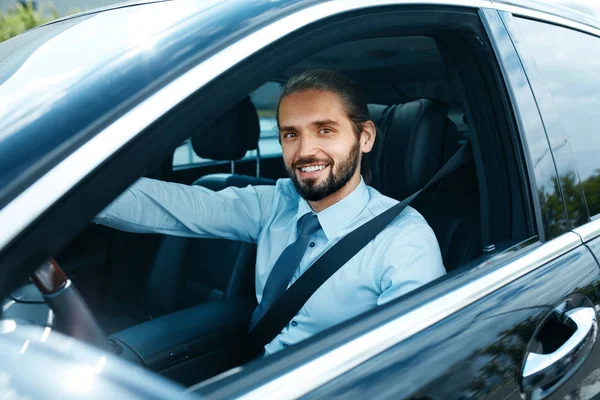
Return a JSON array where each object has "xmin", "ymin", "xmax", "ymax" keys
[
  {"xmin": 319, "ymin": 128, "xmax": 333, "ymax": 134},
  {"xmin": 282, "ymin": 131, "xmax": 297, "ymax": 139}
]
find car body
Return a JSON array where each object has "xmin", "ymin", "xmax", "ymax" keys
[{"xmin": 1, "ymin": 0, "xmax": 600, "ymax": 398}]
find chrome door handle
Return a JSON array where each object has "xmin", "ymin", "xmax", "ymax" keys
[{"xmin": 522, "ymin": 307, "xmax": 597, "ymax": 396}]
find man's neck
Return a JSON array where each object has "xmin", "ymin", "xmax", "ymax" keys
[{"xmin": 308, "ymin": 173, "xmax": 362, "ymax": 213}]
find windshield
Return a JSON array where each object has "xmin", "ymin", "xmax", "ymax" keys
[
  {"xmin": 0, "ymin": 0, "xmax": 223, "ymax": 132},
  {"xmin": 0, "ymin": 0, "xmax": 320, "ymax": 209}
]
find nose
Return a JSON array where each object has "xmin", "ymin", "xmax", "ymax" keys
[{"xmin": 297, "ymin": 134, "xmax": 319, "ymax": 159}]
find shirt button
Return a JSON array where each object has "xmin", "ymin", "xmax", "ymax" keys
[
  {"xmin": 309, "ymin": 242, "xmax": 315, "ymax": 248},
  {"xmin": 282, "ymin": 343, "xmax": 289, "ymax": 348},
  {"xmin": 291, "ymin": 320, "xmax": 298, "ymax": 327}
]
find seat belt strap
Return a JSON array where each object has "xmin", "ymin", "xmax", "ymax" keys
[{"xmin": 246, "ymin": 142, "xmax": 473, "ymax": 355}]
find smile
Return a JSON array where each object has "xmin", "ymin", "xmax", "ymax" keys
[{"xmin": 299, "ymin": 165, "xmax": 328, "ymax": 173}]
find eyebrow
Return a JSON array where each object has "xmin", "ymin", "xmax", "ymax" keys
[
  {"xmin": 279, "ymin": 119, "xmax": 340, "ymax": 132},
  {"xmin": 312, "ymin": 119, "xmax": 340, "ymax": 127}
]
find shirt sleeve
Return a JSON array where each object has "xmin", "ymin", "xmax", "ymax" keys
[
  {"xmin": 93, "ymin": 177, "xmax": 275, "ymax": 243},
  {"xmin": 376, "ymin": 221, "xmax": 446, "ymax": 306}
]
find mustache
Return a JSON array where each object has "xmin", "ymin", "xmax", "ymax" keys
[{"xmin": 292, "ymin": 157, "xmax": 333, "ymax": 169}]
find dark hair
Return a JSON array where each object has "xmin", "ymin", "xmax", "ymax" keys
[{"xmin": 276, "ymin": 69, "xmax": 370, "ymax": 138}]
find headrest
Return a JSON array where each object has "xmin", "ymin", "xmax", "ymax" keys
[
  {"xmin": 366, "ymin": 99, "xmax": 449, "ymax": 200},
  {"xmin": 191, "ymin": 97, "xmax": 260, "ymax": 161}
]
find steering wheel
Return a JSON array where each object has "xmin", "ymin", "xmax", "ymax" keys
[{"xmin": 31, "ymin": 258, "xmax": 110, "ymax": 351}]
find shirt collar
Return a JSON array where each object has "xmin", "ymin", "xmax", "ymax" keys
[{"xmin": 295, "ymin": 177, "xmax": 371, "ymax": 240}]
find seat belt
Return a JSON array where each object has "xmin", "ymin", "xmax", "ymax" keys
[{"xmin": 246, "ymin": 142, "xmax": 473, "ymax": 355}]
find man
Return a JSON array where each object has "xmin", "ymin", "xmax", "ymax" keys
[{"xmin": 95, "ymin": 70, "xmax": 445, "ymax": 356}]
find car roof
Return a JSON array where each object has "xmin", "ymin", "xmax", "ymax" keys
[
  {"xmin": 37, "ymin": 0, "xmax": 176, "ymax": 27},
  {"xmin": 493, "ymin": 0, "xmax": 600, "ymax": 30},
  {"xmin": 0, "ymin": 0, "xmax": 599, "ymax": 205},
  {"xmin": 0, "ymin": 0, "xmax": 321, "ymax": 204}
]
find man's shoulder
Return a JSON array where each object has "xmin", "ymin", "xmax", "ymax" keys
[
  {"xmin": 364, "ymin": 185, "xmax": 435, "ymax": 239},
  {"xmin": 365, "ymin": 185, "xmax": 426, "ymax": 223},
  {"xmin": 385, "ymin": 205, "xmax": 431, "ymax": 233}
]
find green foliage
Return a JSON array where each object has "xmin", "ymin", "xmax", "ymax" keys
[
  {"xmin": 538, "ymin": 170, "xmax": 600, "ymax": 238},
  {"xmin": 0, "ymin": 2, "xmax": 59, "ymax": 43},
  {"xmin": 582, "ymin": 169, "xmax": 600, "ymax": 216}
]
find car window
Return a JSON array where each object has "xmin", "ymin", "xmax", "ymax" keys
[
  {"xmin": 512, "ymin": 17, "xmax": 600, "ymax": 218},
  {"xmin": 172, "ymin": 82, "xmax": 283, "ymax": 169}
]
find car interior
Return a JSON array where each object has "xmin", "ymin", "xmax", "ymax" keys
[{"xmin": 1, "ymin": 7, "xmax": 538, "ymax": 392}]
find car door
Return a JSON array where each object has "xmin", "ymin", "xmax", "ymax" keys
[
  {"xmin": 2, "ymin": 1, "xmax": 599, "ymax": 399},
  {"xmin": 498, "ymin": 1, "xmax": 600, "ymax": 318},
  {"xmin": 312, "ymin": 8, "xmax": 600, "ymax": 400},
  {"xmin": 194, "ymin": 7, "xmax": 600, "ymax": 400},
  {"xmin": 499, "ymin": 9, "xmax": 600, "ymax": 398}
]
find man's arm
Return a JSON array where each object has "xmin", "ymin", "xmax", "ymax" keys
[
  {"xmin": 376, "ymin": 221, "xmax": 446, "ymax": 305},
  {"xmin": 94, "ymin": 177, "xmax": 275, "ymax": 243}
]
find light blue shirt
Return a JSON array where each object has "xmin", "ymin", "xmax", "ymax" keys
[{"xmin": 95, "ymin": 177, "xmax": 445, "ymax": 356}]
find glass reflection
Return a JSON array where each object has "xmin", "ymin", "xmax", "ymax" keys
[
  {"xmin": 63, "ymin": 365, "xmax": 95, "ymax": 394},
  {"xmin": 0, "ymin": 0, "xmax": 222, "ymax": 132},
  {"xmin": 513, "ymin": 18, "xmax": 600, "ymax": 219},
  {"xmin": 40, "ymin": 326, "xmax": 51, "ymax": 342},
  {"xmin": 0, "ymin": 319, "xmax": 16, "ymax": 334},
  {"xmin": 489, "ymin": 10, "xmax": 567, "ymax": 239},
  {"xmin": 19, "ymin": 339, "xmax": 31, "ymax": 355},
  {"xmin": 94, "ymin": 356, "xmax": 106, "ymax": 375}
]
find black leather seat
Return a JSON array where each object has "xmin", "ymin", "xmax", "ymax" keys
[
  {"xmin": 144, "ymin": 97, "xmax": 275, "ymax": 319},
  {"xmin": 367, "ymin": 99, "xmax": 480, "ymax": 271}
]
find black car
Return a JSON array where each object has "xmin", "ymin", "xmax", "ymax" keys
[{"xmin": 1, "ymin": 0, "xmax": 600, "ymax": 398}]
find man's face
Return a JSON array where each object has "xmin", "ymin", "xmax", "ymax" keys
[{"xmin": 278, "ymin": 89, "xmax": 364, "ymax": 202}]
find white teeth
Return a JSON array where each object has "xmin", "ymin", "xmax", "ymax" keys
[{"xmin": 301, "ymin": 165, "xmax": 326, "ymax": 172}]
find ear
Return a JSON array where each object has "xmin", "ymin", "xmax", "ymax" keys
[{"xmin": 360, "ymin": 120, "xmax": 376, "ymax": 153}]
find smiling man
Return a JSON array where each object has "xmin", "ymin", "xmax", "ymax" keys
[
  {"xmin": 280, "ymin": 88, "xmax": 366, "ymax": 212},
  {"xmin": 95, "ymin": 70, "xmax": 445, "ymax": 356}
]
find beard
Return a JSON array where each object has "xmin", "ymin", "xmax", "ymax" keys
[{"xmin": 286, "ymin": 140, "xmax": 361, "ymax": 202}]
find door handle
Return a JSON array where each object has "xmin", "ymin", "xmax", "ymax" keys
[{"xmin": 522, "ymin": 306, "xmax": 597, "ymax": 396}]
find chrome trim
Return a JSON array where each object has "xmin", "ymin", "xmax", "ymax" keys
[
  {"xmin": 493, "ymin": 3, "xmax": 600, "ymax": 38},
  {"xmin": 0, "ymin": 0, "xmax": 491, "ymax": 252},
  {"xmin": 239, "ymin": 233, "xmax": 581, "ymax": 400},
  {"xmin": 573, "ymin": 219, "xmax": 600, "ymax": 243}
]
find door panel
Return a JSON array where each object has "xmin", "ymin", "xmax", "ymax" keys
[{"xmin": 305, "ymin": 245, "xmax": 600, "ymax": 399}]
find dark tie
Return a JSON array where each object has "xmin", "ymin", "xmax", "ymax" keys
[{"xmin": 249, "ymin": 213, "xmax": 321, "ymax": 331}]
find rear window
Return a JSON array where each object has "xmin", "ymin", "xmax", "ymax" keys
[{"xmin": 512, "ymin": 17, "xmax": 600, "ymax": 219}]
